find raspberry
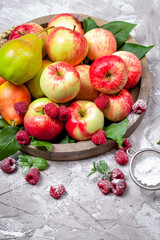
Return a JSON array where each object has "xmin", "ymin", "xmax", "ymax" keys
[
  {"xmin": 118, "ymin": 138, "xmax": 132, "ymax": 152},
  {"xmin": 16, "ymin": 130, "xmax": 30, "ymax": 145},
  {"xmin": 91, "ymin": 130, "xmax": 107, "ymax": 145},
  {"xmin": 50, "ymin": 184, "xmax": 65, "ymax": 199},
  {"xmin": 0, "ymin": 157, "xmax": 17, "ymax": 173},
  {"xmin": 111, "ymin": 179, "xmax": 127, "ymax": 196},
  {"xmin": 132, "ymin": 99, "xmax": 147, "ymax": 114},
  {"xmin": 114, "ymin": 150, "xmax": 129, "ymax": 165},
  {"xmin": 25, "ymin": 168, "xmax": 40, "ymax": 185},
  {"xmin": 110, "ymin": 168, "xmax": 124, "ymax": 180},
  {"xmin": 14, "ymin": 101, "xmax": 28, "ymax": 116},
  {"xmin": 97, "ymin": 179, "xmax": 112, "ymax": 195},
  {"xmin": 44, "ymin": 103, "xmax": 59, "ymax": 118},
  {"xmin": 58, "ymin": 105, "xmax": 70, "ymax": 121},
  {"xmin": 94, "ymin": 95, "xmax": 109, "ymax": 110}
]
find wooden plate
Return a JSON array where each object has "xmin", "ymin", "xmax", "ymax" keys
[{"xmin": 15, "ymin": 14, "xmax": 150, "ymax": 161}]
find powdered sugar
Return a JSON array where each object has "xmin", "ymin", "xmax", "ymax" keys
[{"xmin": 134, "ymin": 155, "xmax": 160, "ymax": 186}]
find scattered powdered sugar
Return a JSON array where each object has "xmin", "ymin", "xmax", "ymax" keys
[{"xmin": 134, "ymin": 155, "xmax": 160, "ymax": 186}]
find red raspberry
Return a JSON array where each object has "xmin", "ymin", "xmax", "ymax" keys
[
  {"xmin": 58, "ymin": 105, "xmax": 70, "ymax": 121},
  {"xmin": 50, "ymin": 184, "xmax": 65, "ymax": 199},
  {"xmin": 14, "ymin": 101, "xmax": 28, "ymax": 116},
  {"xmin": 110, "ymin": 168, "xmax": 124, "ymax": 180},
  {"xmin": 114, "ymin": 150, "xmax": 129, "ymax": 165},
  {"xmin": 44, "ymin": 103, "xmax": 59, "ymax": 118},
  {"xmin": 94, "ymin": 95, "xmax": 109, "ymax": 110},
  {"xmin": 25, "ymin": 168, "xmax": 40, "ymax": 185},
  {"xmin": 132, "ymin": 99, "xmax": 147, "ymax": 114},
  {"xmin": 97, "ymin": 179, "xmax": 112, "ymax": 195},
  {"xmin": 118, "ymin": 138, "xmax": 132, "ymax": 152},
  {"xmin": 0, "ymin": 157, "xmax": 17, "ymax": 173},
  {"xmin": 91, "ymin": 130, "xmax": 107, "ymax": 145},
  {"xmin": 16, "ymin": 130, "xmax": 30, "ymax": 145},
  {"xmin": 111, "ymin": 179, "xmax": 127, "ymax": 196}
]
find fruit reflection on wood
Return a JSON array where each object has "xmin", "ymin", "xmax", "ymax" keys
[{"xmin": 0, "ymin": 13, "xmax": 144, "ymax": 145}]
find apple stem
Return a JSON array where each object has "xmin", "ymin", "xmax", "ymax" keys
[
  {"xmin": 73, "ymin": 25, "xmax": 76, "ymax": 32},
  {"xmin": 11, "ymin": 120, "xmax": 15, "ymax": 126},
  {"xmin": 36, "ymin": 26, "xmax": 55, "ymax": 36}
]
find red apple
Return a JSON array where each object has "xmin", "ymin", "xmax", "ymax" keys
[
  {"xmin": 84, "ymin": 28, "xmax": 117, "ymax": 60},
  {"xmin": 65, "ymin": 100, "xmax": 104, "ymax": 141},
  {"xmin": 45, "ymin": 26, "xmax": 88, "ymax": 66},
  {"xmin": 102, "ymin": 89, "xmax": 133, "ymax": 122},
  {"xmin": 89, "ymin": 55, "xmax": 128, "ymax": 94},
  {"xmin": 47, "ymin": 13, "xmax": 84, "ymax": 35},
  {"xmin": 23, "ymin": 98, "xmax": 63, "ymax": 141},
  {"xmin": 9, "ymin": 22, "xmax": 48, "ymax": 58},
  {"xmin": 75, "ymin": 64, "xmax": 99, "ymax": 101},
  {"xmin": 0, "ymin": 77, "xmax": 6, "ymax": 85},
  {"xmin": 113, "ymin": 51, "xmax": 142, "ymax": 89},
  {"xmin": 40, "ymin": 61, "xmax": 80, "ymax": 103}
]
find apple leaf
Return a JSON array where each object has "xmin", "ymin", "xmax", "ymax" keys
[
  {"xmin": 59, "ymin": 134, "xmax": 75, "ymax": 144},
  {"xmin": 100, "ymin": 21, "xmax": 137, "ymax": 49},
  {"xmin": 30, "ymin": 137, "xmax": 53, "ymax": 151},
  {"xmin": 0, "ymin": 126, "xmax": 21, "ymax": 161},
  {"xmin": 0, "ymin": 118, "xmax": 10, "ymax": 128},
  {"xmin": 104, "ymin": 118, "xmax": 128, "ymax": 147},
  {"xmin": 119, "ymin": 43, "xmax": 156, "ymax": 59},
  {"xmin": 83, "ymin": 17, "xmax": 98, "ymax": 33}
]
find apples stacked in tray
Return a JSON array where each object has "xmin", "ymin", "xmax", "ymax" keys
[{"xmin": 0, "ymin": 13, "xmax": 142, "ymax": 143}]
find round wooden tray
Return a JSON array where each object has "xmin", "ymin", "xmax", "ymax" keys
[{"xmin": 1, "ymin": 14, "xmax": 151, "ymax": 161}]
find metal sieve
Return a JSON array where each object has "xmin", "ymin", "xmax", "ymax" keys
[{"xmin": 127, "ymin": 148, "xmax": 160, "ymax": 190}]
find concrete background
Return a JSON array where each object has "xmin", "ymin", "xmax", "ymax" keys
[{"xmin": 0, "ymin": 0, "xmax": 160, "ymax": 239}]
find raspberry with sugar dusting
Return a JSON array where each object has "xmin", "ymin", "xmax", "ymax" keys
[
  {"xmin": 91, "ymin": 130, "xmax": 107, "ymax": 145},
  {"xmin": 16, "ymin": 130, "xmax": 30, "ymax": 145},
  {"xmin": 94, "ymin": 95, "xmax": 109, "ymax": 110},
  {"xmin": 97, "ymin": 179, "xmax": 112, "ymax": 195},
  {"xmin": 118, "ymin": 138, "xmax": 132, "ymax": 152},
  {"xmin": 44, "ymin": 103, "xmax": 59, "ymax": 118},
  {"xmin": 50, "ymin": 184, "xmax": 66, "ymax": 199},
  {"xmin": 114, "ymin": 149, "xmax": 129, "ymax": 165},
  {"xmin": 14, "ymin": 101, "xmax": 28, "ymax": 116},
  {"xmin": 58, "ymin": 105, "xmax": 70, "ymax": 121},
  {"xmin": 111, "ymin": 179, "xmax": 127, "ymax": 195},
  {"xmin": 110, "ymin": 168, "xmax": 124, "ymax": 180},
  {"xmin": 132, "ymin": 99, "xmax": 147, "ymax": 114},
  {"xmin": 0, "ymin": 157, "xmax": 17, "ymax": 173},
  {"xmin": 25, "ymin": 168, "xmax": 40, "ymax": 185}
]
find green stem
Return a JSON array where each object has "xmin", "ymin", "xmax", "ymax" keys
[{"xmin": 36, "ymin": 26, "xmax": 55, "ymax": 36}]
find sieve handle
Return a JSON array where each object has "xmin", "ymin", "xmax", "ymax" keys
[{"xmin": 126, "ymin": 148, "xmax": 137, "ymax": 157}]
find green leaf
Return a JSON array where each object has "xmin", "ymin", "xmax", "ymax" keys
[
  {"xmin": 31, "ymin": 138, "xmax": 53, "ymax": 151},
  {"xmin": 104, "ymin": 118, "xmax": 128, "ymax": 147},
  {"xmin": 59, "ymin": 134, "xmax": 75, "ymax": 144},
  {"xmin": 0, "ymin": 118, "xmax": 10, "ymax": 128},
  {"xmin": 0, "ymin": 126, "xmax": 21, "ymax": 161},
  {"xmin": 33, "ymin": 157, "xmax": 48, "ymax": 171},
  {"xmin": 119, "ymin": 43, "xmax": 155, "ymax": 59},
  {"xmin": 17, "ymin": 154, "xmax": 33, "ymax": 167},
  {"xmin": 100, "ymin": 21, "xmax": 137, "ymax": 49},
  {"xmin": 97, "ymin": 160, "xmax": 108, "ymax": 174},
  {"xmin": 87, "ymin": 171, "xmax": 96, "ymax": 177},
  {"xmin": 157, "ymin": 140, "xmax": 160, "ymax": 145},
  {"xmin": 83, "ymin": 17, "xmax": 98, "ymax": 33}
]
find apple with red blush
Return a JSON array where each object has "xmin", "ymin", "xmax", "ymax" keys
[
  {"xmin": 47, "ymin": 13, "xmax": 84, "ymax": 35},
  {"xmin": 23, "ymin": 98, "xmax": 63, "ymax": 141},
  {"xmin": 40, "ymin": 61, "xmax": 80, "ymax": 103},
  {"xmin": 113, "ymin": 51, "xmax": 142, "ymax": 89},
  {"xmin": 102, "ymin": 89, "xmax": 134, "ymax": 122},
  {"xmin": 9, "ymin": 22, "xmax": 48, "ymax": 58},
  {"xmin": 84, "ymin": 28, "xmax": 117, "ymax": 60},
  {"xmin": 0, "ymin": 77, "xmax": 6, "ymax": 85},
  {"xmin": 65, "ymin": 100, "xmax": 104, "ymax": 141},
  {"xmin": 89, "ymin": 55, "xmax": 128, "ymax": 94},
  {"xmin": 45, "ymin": 26, "xmax": 88, "ymax": 66},
  {"xmin": 75, "ymin": 64, "xmax": 99, "ymax": 101}
]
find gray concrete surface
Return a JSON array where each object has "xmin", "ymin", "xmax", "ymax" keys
[{"xmin": 0, "ymin": 0, "xmax": 160, "ymax": 239}]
